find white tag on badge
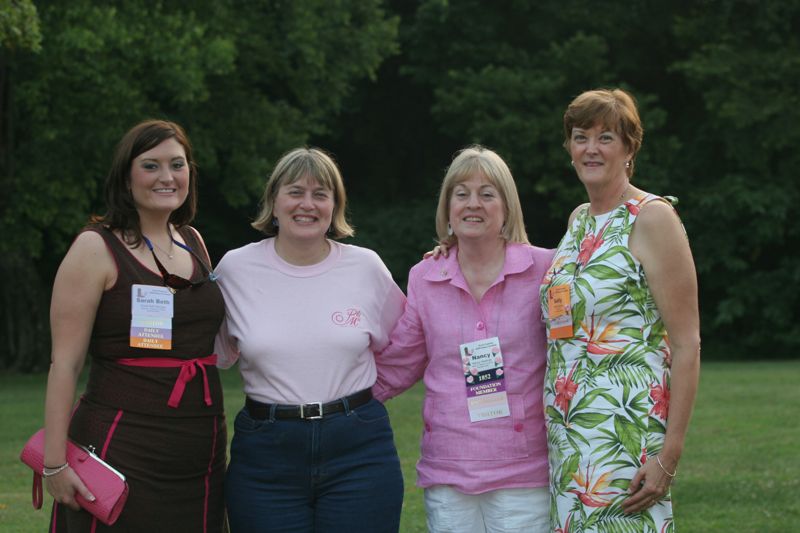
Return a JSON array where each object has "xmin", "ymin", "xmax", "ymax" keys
[
  {"xmin": 130, "ymin": 284, "xmax": 174, "ymax": 350},
  {"xmin": 460, "ymin": 337, "xmax": 511, "ymax": 422},
  {"xmin": 131, "ymin": 284, "xmax": 174, "ymax": 317}
]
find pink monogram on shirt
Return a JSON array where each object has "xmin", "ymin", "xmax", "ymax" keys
[{"xmin": 331, "ymin": 308, "xmax": 362, "ymax": 327}]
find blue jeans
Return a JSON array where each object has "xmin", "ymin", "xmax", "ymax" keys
[{"xmin": 225, "ymin": 397, "xmax": 404, "ymax": 532}]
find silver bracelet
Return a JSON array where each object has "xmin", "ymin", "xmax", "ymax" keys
[
  {"xmin": 42, "ymin": 463, "xmax": 70, "ymax": 478},
  {"xmin": 656, "ymin": 455, "xmax": 677, "ymax": 477}
]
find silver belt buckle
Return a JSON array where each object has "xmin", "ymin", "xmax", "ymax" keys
[{"xmin": 300, "ymin": 402, "xmax": 324, "ymax": 420}]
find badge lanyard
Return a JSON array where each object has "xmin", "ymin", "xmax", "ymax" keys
[{"xmin": 459, "ymin": 283, "xmax": 511, "ymax": 422}]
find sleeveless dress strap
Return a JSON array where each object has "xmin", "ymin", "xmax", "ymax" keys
[
  {"xmin": 624, "ymin": 192, "xmax": 678, "ymax": 216},
  {"xmin": 177, "ymin": 225, "xmax": 213, "ymax": 266}
]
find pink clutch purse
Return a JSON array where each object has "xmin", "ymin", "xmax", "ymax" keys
[{"xmin": 19, "ymin": 429, "xmax": 129, "ymax": 526}]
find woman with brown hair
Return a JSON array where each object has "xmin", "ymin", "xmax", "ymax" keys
[
  {"xmin": 541, "ymin": 89, "xmax": 700, "ymax": 531},
  {"xmin": 42, "ymin": 120, "xmax": 226, "ymax": 531}
]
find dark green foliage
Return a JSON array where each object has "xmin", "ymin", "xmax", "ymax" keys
[
  {"xmin": 0, "ymin": 0, "xmax": 41, "ymax": 51},
  {"xmin": 0, "ymin": 0, "xmax": 398, "ymax": 369},
  {"xmin": 338, "ymin": 0, "xmax": 800, "ymax": 358},
  {"xmin": 669, "ymin": 0, "xmax": 800, "ymax": 353},
  {"xmin": 1, "ymin": 0, "xmax": 797, "ymax": 368}
]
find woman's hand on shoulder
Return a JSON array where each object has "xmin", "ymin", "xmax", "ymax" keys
[{"xmin": 423, "ymin": 243, "xmax": 450, "ymax": 260}]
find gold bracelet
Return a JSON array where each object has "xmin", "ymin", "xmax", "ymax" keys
[
  {"xmin": 656, "ymin": 455, "xmax": 677, "ymax": 477},
  {"xmin": 42, "ymin": 463, "xmax": 69, "ymax": 478}
]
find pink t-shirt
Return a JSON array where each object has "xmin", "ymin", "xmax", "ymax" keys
[
  {"xmin": 374, "ymin": 243, "xmax": 553, "ymax": 494},
  {"xmin": 215, "ymin": 238, "xmax": 405, "ymax": 405}
]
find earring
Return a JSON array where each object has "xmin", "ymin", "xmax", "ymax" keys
[
  {"xmin": 447, "ymin": 223, "xmax": 454, "ymax": 236},
  {"xmin": 272, "ymin": 218, "xmax": 279, "ymax": 227},
  {"xmin": 570, "ymin": 160, "xmax": 575, "ymax": 166},
  {"xmin": 625, "ymin": 161, "xmax": 631, "ymax": 169}
]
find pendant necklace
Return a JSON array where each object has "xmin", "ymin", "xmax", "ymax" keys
[
  {"xmin": 146, "ymin": 226, "xmax": 176, "ymax": 259},
  {"xmin": 618, "ymin": 182, "xmax": 631, "ymax": 204},
  {"xmin": 150, "ymin": 239, "xmax": 175, "ymax": 259}
]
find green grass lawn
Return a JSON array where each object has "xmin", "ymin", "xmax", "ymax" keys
[{"xmin": 1, "ymin": 361, "xmax": 798, "ymax": 532}]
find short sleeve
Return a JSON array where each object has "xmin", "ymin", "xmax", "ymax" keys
[{"xmin": 214, "ymin": 317, "xmax": 239, "ymax": 369}]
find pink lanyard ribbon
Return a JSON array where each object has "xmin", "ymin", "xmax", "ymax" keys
[{"xmin": 117, "ymin": 354, "xmax": 217, "ymax": 408}]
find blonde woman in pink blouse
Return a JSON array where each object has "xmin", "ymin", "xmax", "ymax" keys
[{"xmin": 374, "ymin": 146, "xmax": 553, "ymax": 532}]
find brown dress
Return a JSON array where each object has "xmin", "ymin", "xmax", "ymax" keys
[{"xmin": 51, "ymin": 225, "xmax": 226, "ymax": 532}]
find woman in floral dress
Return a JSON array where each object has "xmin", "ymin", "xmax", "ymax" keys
[{"xmin": 540, "ymin": 89, "xmax": 701, "ymax": 532}]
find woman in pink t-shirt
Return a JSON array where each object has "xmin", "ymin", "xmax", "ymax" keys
[
  {"xmin": 215, "ymin": 148, "xmax": 406, "ymax": 532},
  {"xmin": 374, "ymin": 146, "xmax": 553, "ymax": 532}
]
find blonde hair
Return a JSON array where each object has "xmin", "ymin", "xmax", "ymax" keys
[
  {"xmin": 252, "ymin": 147, "xmax": 354, "ymax": 238},
  {"xmin": 435, "ymin": 145, "xmax": 529, "ymax": 247},
  {"xmin": 563, "ymin": 88, "xmax": 644, "ymax": 177}
]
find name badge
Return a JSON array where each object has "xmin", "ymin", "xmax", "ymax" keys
[
  {"xmin": 130, "ymin": 284, "xmax": 173, "ymax": 350},
  {"xmin": 547, "ymin": 284, "xmax": 573, "ymax": 339},
  {"xmin": 460, "ymin": 337, "xmax": 510, "ymax": 422}
]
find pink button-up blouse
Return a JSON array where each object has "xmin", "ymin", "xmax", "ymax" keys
[{"xmin": 374, "ymin": 242, "xmax": 554, "ymax": 494}]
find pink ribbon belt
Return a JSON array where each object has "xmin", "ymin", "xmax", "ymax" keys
[{"xmin": 117, "ymin": 354, "xmax": 218, "ymax": 408}]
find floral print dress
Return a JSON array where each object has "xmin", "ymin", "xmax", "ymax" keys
[{"xmin": 540, "ymin": 194, "xmax": 674, "ymax": 533}]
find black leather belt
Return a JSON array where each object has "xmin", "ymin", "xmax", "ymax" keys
[{"xmin": 245, "ymin": 389, "xmax": 373, "ymax": 420}]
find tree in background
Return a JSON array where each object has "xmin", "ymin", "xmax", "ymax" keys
[
  {"xmin": 328, "ymin": 0, "xmax": 684, "ymax": 283},
  {"xmin": 0, "ymin": 0, "xmax": 44, "ymax": 370},
  {"xmin": 670, "ymin": 0, "xmax": 800, "ymax": 355},
  {"xmin": 0, "ymin": 0, "xmax": 398, "ymax": 369},
  {"xmin": 2, "ymin": 0, "xmax": 798, "ymax": 368},
  {"xmin": 330, "ymin": 0, "xmax": 799, "ymax": 358}
]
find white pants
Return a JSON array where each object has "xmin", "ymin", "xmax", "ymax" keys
[{"xmin": 424, "ymin": 485, "xmax": 550, "ymax": 533}]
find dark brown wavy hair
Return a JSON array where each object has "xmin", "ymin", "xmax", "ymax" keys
[{"xmin": 91, "ymin": 119, "xmax": 198, "ymax": 246}]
